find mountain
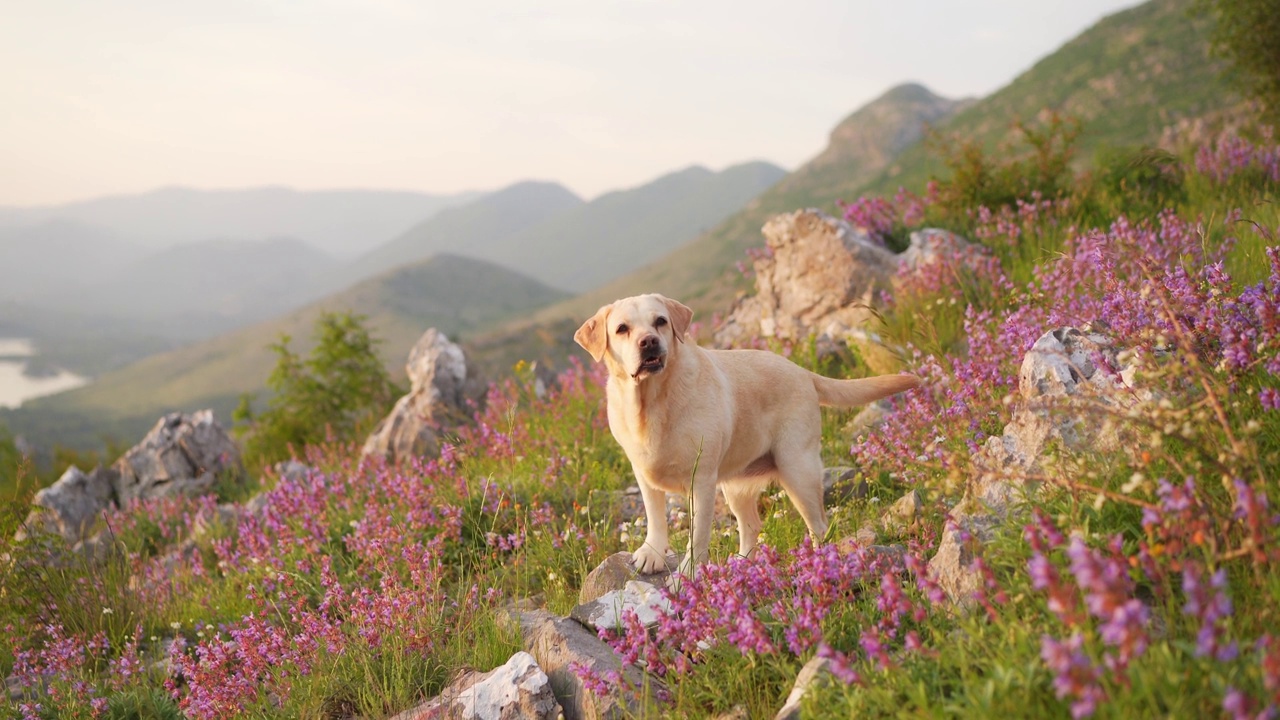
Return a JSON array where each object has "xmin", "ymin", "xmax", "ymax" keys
[
  {"xmin": 338, "ymin": 182, "xmax": 585, "ymax": 288},
  {"xmin": 0, "ymin": 221, "xmax": 148, "ymax": 300},
  {"xmin": 863, "ymin": 0, "xmax": 1228, "ymax": 195},
  {"xmin": 504, "ymin": 83, "xmax": 970, "ymax": 326},
  {"xmin": 6, "ymin": 254, "xmax": 570, "ymax": 449},
  {"xmin": 0, "ymin": 186, "xmax": 480, "ymax": 258},
  {"xmin": 468, "ymin": 0, "xmax": 1232, "ymax": 371},
  {"xmin": 492, "ymin": 162, "xmax": 785, "ymax": 292}
]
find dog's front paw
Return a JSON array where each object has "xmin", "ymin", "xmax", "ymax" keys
[{"xmin": 631, "ymin": 543, "xmax": 669, "ymax": 575}]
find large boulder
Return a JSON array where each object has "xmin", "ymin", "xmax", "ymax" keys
[
  {"xmin": 390, "ymin": 651, "xmax": 561, "ymax": 720},
  {"xmin": 929, "ymin": 327, "xmax": 1141, "ymax": 604},
  {"xmin": 15, "ymin": 465, "xmax": 117, "ymax": 543},
  {"xmin": 498, "ymin": 607, "xmax": 660, "ymax": 720},
  {"xmin": 113, "ymin": 410, "xmax": 243, "ymax": 506},
  {"xmin": 715, "ymin": 210, "xmax": 899, "ymax": 346},
  {"xmin": 362, "ymin": 328, "xmax": 486, "ymax": 464}
]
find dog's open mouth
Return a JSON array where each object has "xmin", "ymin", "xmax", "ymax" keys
[{"xmin": 634, "ymin": 354, "xmax": 665, "ymax": 377}]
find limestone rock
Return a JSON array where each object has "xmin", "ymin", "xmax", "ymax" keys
[
  {"xmin": 928, "ymin": 326, "xmax": 1141, "ymax": 605},
  {"xmin": 113, "ymin": 410, "xmax": 243, "ymax": 506},
  {"xmin": 982, "ymin": 327, "xmax": 1140, "ymax": 475},
  {"xmin": 391, "ymin": 651, "xmax": 561, "ymax": 720},
  {"xmin": 572, "ymin": 580, "xmax": 672, "ymax": 632},
  {"xmin": 822, "ymin": 466, "xmax": 868, "ymax": 505},
  {"xmin": 362, "ymin": 329, "xmax": 486, "ymax": 464},
  {"xmin": 896, "ymin": 228, "xmax": 976, "ymax": 275},
  {"xmin": 881, "ymin": 490, "xmax": 922, "ymax": 533},
  {"xmin": 16, "ymin": 465, "xmax": 116, "ymax": 543},
  {"xmin": 775, "ymin": 656, "xmax": 833, "ymax": 720},
  {"xmin": 497, "ymin": 607, "xmax": 660, "ymax": 720},
  {"xmin": 715, "ymin": 210, "xmax": 898, "ymax": 346},
  {"xmin": 579, "ymin": 551, "xmax": 678, "ymax": 606}
]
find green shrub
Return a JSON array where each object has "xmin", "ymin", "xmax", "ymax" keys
[{"xmin": 233, "ymin": 312, "xmax": 400, "ymax": 471}]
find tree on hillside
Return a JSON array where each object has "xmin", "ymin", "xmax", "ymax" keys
[
  {"xmin": 234, "ymin": 312, "xmax": 400, "ymax": 469},
  {"xmin": 1199, "ymin": 0, "xmax": 1280, "ymax": 121}
]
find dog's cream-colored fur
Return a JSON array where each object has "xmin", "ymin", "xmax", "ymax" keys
[{"xmin": 575, "ymin": 293, "xmax": 920, "ymax": 577}]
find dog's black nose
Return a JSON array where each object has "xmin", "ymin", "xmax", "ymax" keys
[{"xmin": 639, "ymin": 334, "xmax": 659, "ymax": 350}]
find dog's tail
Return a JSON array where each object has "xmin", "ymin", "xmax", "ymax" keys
[{"xmin": 811, "ymin": 373, "xmax": 921, "ymax": 408}]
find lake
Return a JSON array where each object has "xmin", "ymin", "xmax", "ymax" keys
[{"xmin": 0, "ymin": 338, "xmax": 89, "ymax": 409}]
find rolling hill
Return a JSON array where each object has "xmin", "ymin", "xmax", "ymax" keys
[
  {"xmin": 0, "ymin": 186, "xmax": 480, "ymax": 258},
  {"xmin": 862, "ymin": 0, "xmax": 1230, "ymax": 195},
  {"xmin": 5, "ymin": 254, "xmax": 570, "ymax": 450}
]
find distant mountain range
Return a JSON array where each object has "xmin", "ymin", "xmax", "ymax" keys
[
  {"xmin": 338, "ymin": 162, "xmax": 784, "ymax": 293},
  {"xmin": 0, "ymin": 186, "xmax": 480, "ymax": 258}
]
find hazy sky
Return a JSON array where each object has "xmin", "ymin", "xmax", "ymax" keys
[{"xmin": 1, "ymin": 0, "xmax": 1140, "ymax": 206}]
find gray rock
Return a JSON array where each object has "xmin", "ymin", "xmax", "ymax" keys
[
  {"xmin": 896, "ymin": 228, "xmax": 975, "ymax": 275},
  {"xmin": 927, "ymin": 326, "xmax": 1143, "ymax": 606},
  {"xmin": 881, "ymin": 490, "xmax": 922, "ymax": 533},
  {"xmin": 113, "ymin": 410, "xmax": 243, "ymax": 506},
  {"xmin": 775, "ymin": 656, "xmax": 833, "ymax": 720},
  {"xmin": 715, "ymin": 209, "xmax": 899, "ymax": 346},
  {"xmin": 497, "ymin": 607, "xmax": 660, "ymax": 720},
  {"xmin": 571, "ymin": 580, "xmax": 672, "ymax": 633},
  {"xmin": 16, "ymin": 465, "xmax": 116, "ymax": 543},
  {"xmin": 391, "ymin": 651, "xmax": 561, "ymax": 720},
  {"xmin": 362, "ymin": 329, "xmax": 486, "ymax": 464},
  {"xmin": 821, "ymin": 466, "xmax": 868, "ymax": 505},
  {"xmin": 586, "ymin": 487, "xmax": 646, "ymax": 525},
  {"xmin": 579, "ymin": 551, "xmax": 678, "ymax": 606}
]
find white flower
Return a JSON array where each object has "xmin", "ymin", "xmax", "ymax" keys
[
  {"xmin": 170, "ymin": 622, "xmax": 182, "ymax": 630},
  {"xmin": 101, "ymin": 608, "xmax": 113, "ymax": 615}
]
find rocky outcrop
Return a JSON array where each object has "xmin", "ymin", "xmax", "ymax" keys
[
  {"xmin": 498, "ymin": 606, "xmax": 659, "ymax": 720},
  {"xmin": 114, "ymin": 410, "xmax": 243, "ymax": 506},
  {"xmin": 362, "ymin": 328, "xmax": 486, "ymax": 464},
  {"xmin": 775, "ymin": 656, "xmax": 833, "ymax": 720},
  {"xmin": 929, "ymin": 327, "xmax": 1141, "ymax": 604},
  {"xmin": 715, "ymin": 210, "xmax": 899, "ymax": 346},
  {"xmin": 391, "ymin": 651, "xmax": 561, "ymax": 720},
  {"xmin": 713, "ymin": 213, "xmax": 984, "ymax": 351},
  {"xmin": 16, "ymin": 466, "xmax": 117, "ymax": 544},
  {"xmin": 16, "ymin": 410, "xmax": 241, "ymax": 545}
]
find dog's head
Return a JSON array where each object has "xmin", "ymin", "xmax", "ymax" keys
[{"xmin": 574, "ymin": 293, "xmax": 693, "ymax": 381}]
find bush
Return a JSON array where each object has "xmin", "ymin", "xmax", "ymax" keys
[{"xmin": 233, "ymin": 312, "xmax": 400, "ymax": 470}]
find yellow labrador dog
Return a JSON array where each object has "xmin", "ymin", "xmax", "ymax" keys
[{"xmin": 575, "ymin": 293, "xmax": 920, "ymax": 577}]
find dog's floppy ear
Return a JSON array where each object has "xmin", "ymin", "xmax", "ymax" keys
[
  {"xmin": 661, "ymin": 295, "xmax": 694, "ymax": 343},
  {"xmin": 574, "ymin": 305, "xmax": 610, "ymax": 362}
]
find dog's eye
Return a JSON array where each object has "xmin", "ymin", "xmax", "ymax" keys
[
  {"xmin": 655, "ymin": 316, "xmax": 668, "ymax": 327},
  {"xmin": 616, "ymin": 324, "xmax": 629, "ymax": 335}
]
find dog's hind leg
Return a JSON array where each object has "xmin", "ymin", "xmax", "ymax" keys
[
  {"xmin": 774, "ymin": 449, "xmax": 829, "ymax": 543},
  {"xmin": 722, "ymin": 480, "xmax": 765, "ymax": 558}
]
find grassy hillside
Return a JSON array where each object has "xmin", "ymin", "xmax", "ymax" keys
[
  {"xmin": 5, "ymin": 254, "xmax": 569, "ymax": 451},
  {"xmin": 3, "ymin": 118, "xmax": 1275, "ymax": 718},
  {"xmin": 864, "ymin": 0, "xmax": 1229, "ymax": 195}
]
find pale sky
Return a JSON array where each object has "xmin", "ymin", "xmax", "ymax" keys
[{"xmin": 1, "ymin": 0, "xmax": 1140, "ymax": 207}]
